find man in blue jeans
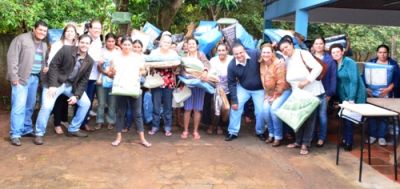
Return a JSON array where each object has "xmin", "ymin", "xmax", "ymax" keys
[
  {"xmin": 225, "ymin": 43, "xmax": 265, "ymax": 141},
  {"xmin": 7, "ymin": 20, "xmax": 48, "ymax": 146},
  {"xmin": 33, "ymin": 34, "xmax": 94, "ymax": 145}
]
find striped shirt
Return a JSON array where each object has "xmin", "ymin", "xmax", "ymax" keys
[{"xmin": 31, "ymin": 42, "xmax": 43, "ymax": 74}]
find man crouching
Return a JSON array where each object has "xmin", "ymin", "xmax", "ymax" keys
[{"xmin": 34, "ymin": 34, "xmax": 94, "ymax": 145}]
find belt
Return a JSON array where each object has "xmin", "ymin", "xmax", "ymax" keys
[{"xmin": 31, "ymin": 73, "xmax": 40, "ymax": 77}]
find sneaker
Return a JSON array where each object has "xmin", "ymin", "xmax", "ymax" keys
[
  {"xmin": 67, "ymin": 130, "xmax": 88, "ymax": 137},
  {"xmin": 378, "ymin": 138, "xmax": 387, "ymax": 146},
  {"xmin": 365, "ymin": 136, "xmax": 376, "ymax": 144},
  {"xmin": 89, "ymin": 110, "xmax": 97, "ymax": 116},
  {"xmin": 33, "ymin": 136, "xmax": 44, "ymax": 145},
  {"xmin": 10, "ymin": 138, "xmax": 21, "ymax": 146}
]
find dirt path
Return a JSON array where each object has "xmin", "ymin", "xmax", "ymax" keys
[{"xmin": 0, "ymin": 111, "xmax": 398, "ymax": 189}]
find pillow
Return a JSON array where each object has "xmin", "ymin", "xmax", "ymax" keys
[{"xmin": 275, "ymin": 89, "xmax": 320, "ymax": 132}]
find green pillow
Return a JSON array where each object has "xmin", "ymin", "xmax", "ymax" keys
[{"xmin": 275, "ymin": 89, "xmax": 320, "ymax": 132}]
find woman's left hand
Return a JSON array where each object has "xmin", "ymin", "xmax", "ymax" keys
[
  {"xmin": 297, "ymin": 80, "xmax": 310, "ymax": 89},
  {"xmin": 200, "ymin": 71, "xmax": 208, "ymax": 82}
]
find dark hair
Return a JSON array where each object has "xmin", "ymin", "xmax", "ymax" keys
[
  {"xmin": 281, "ymin": 35, "xmax": 293, "ymax": 43},
  {"xmin": 105, "ymin": 33, "xmax": 117, "ymax": 41},
  {"xmin": 186, "ymin": 37, "xmax": 198, "ymax": 45},
  {"xmin": 376, "ymin": 44, "xmax": 389, "ymax": 53},
  {"xmin": 34, "ymin": 20, "xmax": 48, "ymax": 29},
  {"xmin": 232, "ymin": 42, "xmax": 244, "ymax": 50},
  {"xmin": 313, "ymin": 36, "xmax": 326, "ymax": 45},
  {"xmin": 132, "ymin": 39, "xmax": 143, "ymax": 48},
  {"xmin": 89, "ymin": 20, "xmax": 101, "ymax": 28},
  {"xmin": 120, "ymin": 36, "xmax": 133, "ymax": 44},
  {"xmin": 277, "ymin": 37, "xmax": 293, "ymax": 51},
  {"xmin": 329, "ymin": 43, "xmax": 344, "ymax": 53},
  {"xmin": 216, "ymin": 42, "xmax": 228, "ymax": 50},
  {"xmin": 60, "ymin": 24, "xmax": 78, "ymax": 43},
  {"xmin": 78, "ymin": 34, "xmax": 92, "ymax": 43}
]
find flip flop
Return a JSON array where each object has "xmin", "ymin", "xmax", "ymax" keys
[
  {"xmin": 193, "ymin": 132, "xmax": 201, "ymax": 140},
  {"xmin": 54, "ymin": 126, "xmax": 64, "ymax": 135},
  {"xmin": 165, "ymin": 131, "xmax": 172, "ymax": 137},
  {"xmin": 140, "ymin": 141, "xmax": 152, "ymax": 148},
  {"xmin": 287, "ymin": 143, "xmax": 301, "ymax": 148},
  {"xmin": 111, "ymin": 140, "xmax": 121, "ymax": 147},
  {"xmin": 181, "ymin": 131, "xmax": 189, "ymax": 139},
  {"xmin": 300, "ymin": 145, "xmax": 309, "ymax": 155}
]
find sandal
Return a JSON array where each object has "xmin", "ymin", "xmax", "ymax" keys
[
  {"xmin": 54, "ymin": 126, "xmax": 64, "ymax": 135},
  {"xmin": 193, "ymin": 132, "xmax": 201, "ymax": 140},
  {"xmin": 181, "ymin": 131, "xmax": 189, "ymax": 139},
  {"xmin": 287, "ymin": 143, "xmax": 301, "ymax": 148},
  {"xmin": 83, "ymin": 124, "xmax": 95, "ymax": 132},
  {"xmin": 300, "ymin": 145, "xmax": 309, "ymax": 155},
  {"xmin": 107, "ymin": 124, "xmax": 114, "ymax": 130},
  {"xmin": 316, "ymin": 139, "xmax": 324, "ymax": 147},
  {"xmin": 111, "ymin": 140, "xmax": 121, "ymax": 147},
  {"xmin": 140, "ymin": 141, "xmax": 152, "ymax": 148},
  {"xmin": 206, "ymin": 127, "xmax": 213, "ymax": 135},
  {"xmin": 94, "ymin": 124, "xmax": 102, "ymax": 130},
  {"xmin": 165, "ymin": 131, "xmax": 172, "ymax": 137},
  {"xmin": 148, "ymin": 128, "xmax": 158, "ymax": 135},
  {"xmin": 217, "ymin": 127, "xmax": 224, "ymax": 135},
  {"xmin": 121, "ymin": 128, "xmax": 129, "ymax": 133}
]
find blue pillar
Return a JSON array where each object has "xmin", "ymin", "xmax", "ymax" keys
[
  {"xmin": 264, "ymin": 19, "xmax": 273, "ymax": 41},
  {"xmin": 295, "ymin": 9, "xmax": 309, "ymax": 39}
]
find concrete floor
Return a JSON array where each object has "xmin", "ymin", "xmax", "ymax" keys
[{"xmin": 0, "ymin": 110, "xmax": 399, "ymax": 189}]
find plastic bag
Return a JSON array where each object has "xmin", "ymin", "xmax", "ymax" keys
[{"xmin": 142, "ymin": 91, "xmax": 153, "ymax": 124}]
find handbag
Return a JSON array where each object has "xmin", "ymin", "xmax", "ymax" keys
[
  {"xmin": 143, "ymin": 72, "xmax": 164, "ymax": 89},
  {"xmin": 173, "ymin": 85, "xmax": 192, "ymax": 103},
  {"xmin": 300, "ymin": 52, "xmax": 328, "ymax": 81}
]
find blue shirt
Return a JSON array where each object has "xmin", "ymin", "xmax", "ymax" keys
[
  {"xmin": 227, "ymin": 49, "xmax": 263, "ymax": 104},
  {"xmin": 320, "ymin": 52, "xmax": 337, "ymax": 97}
]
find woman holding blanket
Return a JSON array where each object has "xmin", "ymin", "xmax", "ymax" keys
[
  {"xmin": 365, "ymin": 44, "xmax": 399, "ymax": 146},
  {"xmin": 95, "ymin": 33, "xmax": 119, "ymax": 130},
  {"xmin": 331, "ymin": 43, "xmax": 366, "ymax": 151},
  {"xmin": 278, "ymin": 38, "xmax": 325, "ymax": 155},
  {"xmin": 109, "ymin": 38, "xmax": 151, "ymax": 147},
  {"xmin": 181, "ymin": 37, "xmax": 210, "ymax": 140},
  {"xmin": 207, "ymin": 43, "xmax": 233, "ymax": 135},
  {"xmin": 260, "ymin": 43, "xmax": 290, "ymax": 147},
  {"xmin": 148, "ymin": 34, "xmax": 180, "ymax": 136}
]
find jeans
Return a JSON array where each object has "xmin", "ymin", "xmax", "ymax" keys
[
  {"xmin": 263, "ymin": 89, "xmax": 291, "ymax": 140},
  {"xmin": 369, "ymin": 118, "xmax": 387, "ymax": 138},
  {"xmin": 227, "ymin": 84, "xmax": 265, "ymax": 135},
  {"xmin": 10, "ymin": 75, "xmax": 39, "ymax": 138},
  {"xmin": 317, "ymin": 94, "xmax": 328, "ymax": 141},
  {"xmin": 295, "ymin": 110, "xmax": 317, "ymax": 146},
  {"xmin": 80, "ymin": 80, "xmax": 96, "ymax": 127},
  {"xmin": 96, "ymin": 86, "xmax": 116, "ymax": 124},
  {"xmin": 116, "ymin": 95, "xmax": 144, "ymax": 132},
  {"xmin": 342, "ymin": 119, "xmax": 354, "ymax": 145},
  {"xmin": 35, "ymin": 84, "xmax": 91, "ymax": 136},
  {"xmin": 151, "ymin": 87, "xmax": 173, "ymax": 132}
]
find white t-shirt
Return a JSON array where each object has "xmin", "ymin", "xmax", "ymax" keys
[
  {"xmin": 88, "ymin": 37, "xmax": 102, "ymax": 80},
  {"xmin": 47, "ymin": 40, "xmax": 64, "ymax": 64},
  {"xmin": 285, "ymin": 49, "xmax": 325, "ymax": 96},
  {"xmin": 209, "ymin": 55, "xmax": 233, "ymax": 93}
]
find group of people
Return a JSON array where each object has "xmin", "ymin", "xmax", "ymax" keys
[{"xmin": 7, "ymin": 20, "xmax": 399, "ymax": 155}]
